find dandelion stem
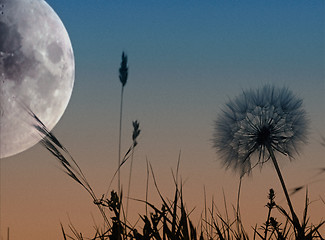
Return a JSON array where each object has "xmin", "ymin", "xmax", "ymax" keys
[{"xmin": 267, "ymin": 145, "xmax": 300, "ymax": 228}]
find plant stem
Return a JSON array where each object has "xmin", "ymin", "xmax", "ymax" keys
[
  {"xmin": 118, "ymin": 86, "xmax": 124, "ymax": 196},
  {"xmin": 236, "ymin": 177, "xmax": 242, "ymax": 236},
  {"xmin": 267, "ymin": 145, "xmax": 300, "ymax": 228},
  {"xmin": 126, "ymin": 145, "xmax": 135, "ymax": 218},
  {"xmin": 264, "ymin": 208, "xmax": 272, "ymax": 240},
  {"xmin": 264, "ymin": 193, "xmax": 273, "ymax": 240}
]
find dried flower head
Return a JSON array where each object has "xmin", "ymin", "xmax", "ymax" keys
[{"xmin": 213, "ymin": 85, "xmax": 308, "ymax": 176}]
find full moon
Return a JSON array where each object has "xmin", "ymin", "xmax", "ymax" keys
[{"xmin": 0, "ymin": 0, "xmax": 75, "ymax": 158}]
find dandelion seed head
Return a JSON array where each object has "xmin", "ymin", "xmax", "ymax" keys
[{"xmin": 213, "ymin": 85, "xmax": 308, "ymax": 176}]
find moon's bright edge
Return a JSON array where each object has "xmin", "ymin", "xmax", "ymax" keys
[{"xmin": 0, "ymin": 0, "xmax": 75, "ymax": 158}]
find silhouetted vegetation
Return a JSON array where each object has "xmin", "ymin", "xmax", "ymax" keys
[{"xmin": 27, "ymin": 53, "xmax": 324, "ymax": 239}]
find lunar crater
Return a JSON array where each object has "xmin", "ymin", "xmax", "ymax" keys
[
  {"xmin": 0, "ymin": 20, "xmax": 37, "ymax": 84},
  {"xmin": 47, "ymin": 42, "xmax": 63, "ymax": 64},
  {"xmin": 3, "ymin": 50, "xmax": 37, "ymax": 84},
  {"xmin": 0, "ymin": 21, "xmax": 22, "ymax": 53}
]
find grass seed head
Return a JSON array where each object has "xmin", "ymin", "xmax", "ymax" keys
[{"xmin": 119, "ymin": 52, "xmax": 128, "ymax": 87}]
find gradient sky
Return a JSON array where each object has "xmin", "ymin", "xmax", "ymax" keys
[{"xmin": 1, "ymin": 0, "xmax": 324, "ymax": 239}]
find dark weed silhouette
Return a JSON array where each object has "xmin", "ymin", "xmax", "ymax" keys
[{"xmin": 24, "ymin": 58, "xmax": 324, "ymax": 239}]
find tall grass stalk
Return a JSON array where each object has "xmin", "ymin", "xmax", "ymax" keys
[
  {"xmin": 118, "ymin": 86, "xmax": 124, "ymax": 196},
  {"xmin": 26, "ymin": 107, "xmax": 111, "ymax": 228},
  {"xmin": 105, "ymin": 120, "xmax": 140, "ymax": 200},
  {"xmin": 125, "ymin": 140, "xmax": 134, "ymax": 218},
  {"xmin": 126, "ymin": 120, "xmax": 140, "ymax": 218},
  {"xmin": 118, "ymin": 51, "xmax": 128, "ymax": 196}
]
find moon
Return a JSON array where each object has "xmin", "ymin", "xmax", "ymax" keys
[{"xmin": 0, "ymin": 0, "xmax": 75, "ymax": 158}]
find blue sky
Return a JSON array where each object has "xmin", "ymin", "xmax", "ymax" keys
[
  {"xmin": 51, "ymin": 0, "xmax": 324, "ymax": 115},
  {"xmin": 47, "ymin": 0, "xmax": 324, "ymax": 142}
]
